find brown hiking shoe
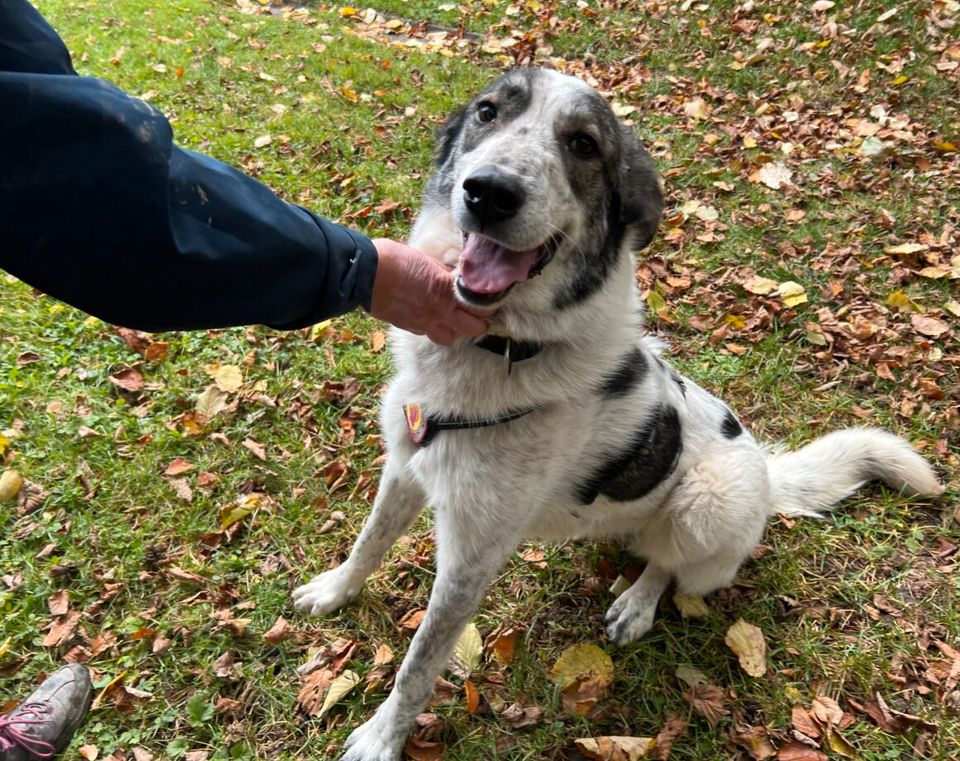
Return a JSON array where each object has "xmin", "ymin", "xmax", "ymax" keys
[{"xmin": 0, "ymin": 665, "xmax": 92, "ymax": 760}]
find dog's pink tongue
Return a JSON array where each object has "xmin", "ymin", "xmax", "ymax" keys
[{"xmin": 459, "ymin": 234, "xmax": 540, "ymax": 294}]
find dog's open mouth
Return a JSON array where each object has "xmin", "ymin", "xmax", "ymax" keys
[{"xmin": 455, "ymin": 233, "xmax": 560, "ymax": 306}]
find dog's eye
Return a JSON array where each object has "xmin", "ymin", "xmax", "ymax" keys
[
  {"xmin": 476, "ymin": 101, "xmax": 497, "ymax": 123},
  {"xmin": 569, "ymin": 134, "xmax": 599, "ymax": 158}
]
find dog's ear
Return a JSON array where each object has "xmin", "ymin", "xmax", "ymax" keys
[
  {"xmin": 434, "ymin": 105, "xmax": 468, "ymax": 168},
  {"xmin": 617, "ymin": 124, "xmax": 663, "ymax": 251}
]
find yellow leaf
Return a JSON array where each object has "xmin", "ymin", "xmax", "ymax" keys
[
  {"xmin": 0, "ymin": 469, "xmax": 23, "ymax": 502},
  {"xmin": 340, "ymin": 86, "xmax": 359, "ymax": 102},
  {"xmin": 892, "ymin": 74, "xmax": 908, "ymax": 85},
  {"xmin": 945, "ymin": 299, "xmax": 960, "ymax": 317},
  {"xmin": 339, "ymin": 6, "xmax": 358, "ymax": 16},
  {"xmin": 673, "ymin": 594, "xmax": 710, "ymax": 618},
  {"xmin": 775, "ymin": 280, "xmax": 808, "ymax": 307},
  {"xmin": 725, "ymin": 314, "xmax": 746, "ymax": 330},
  {"xmin": 826, "ymin": 727, "xmax": 860, "ymax": 759},
  {"xmin": 646, "ymin": 290, "xmax": 667, "ymax": 315},
  {"xmin": 451, "ymin": 623, "xmax": 483, "ymax": 676},
  {"xmin": 220, "ymin": 495, "xmax": 260, "ymax": 529},
  {"xmin": 724, "ymin": 619, "xmax": 767, "ymax": 677},
  {"xmin": 214, "ymin": 364, "xmax": 243, "ymax": 393},
  {"xmin": 317, "ymin": 670, "xmax": 360, "ymax": 719},
  {"xmin": 0, "ymin": 433, "xmax": 8, "ymax": 457},
  {"xmin": 885, "ymin": 290, "xmax": 924, "ymax": 312},
  {"xmin": 550, "ymin": 643, "xmax": 614, "ymax": 691},
  {"xmin": 0, "ymin": 637, "xmax": 11, "ymax": 659}
]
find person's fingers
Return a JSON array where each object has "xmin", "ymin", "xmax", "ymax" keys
[
  {"xmin": 426, "ymin": 325, "xmax": 456, "ymax": 346},
  {"xmin": 447, "ymin": 308, "xmax": 488, "ymax": 337}
]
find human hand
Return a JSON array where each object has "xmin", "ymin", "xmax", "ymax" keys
[{"xmin": 368, "ymin": 238, "xmax": 488, "ymax": 345}]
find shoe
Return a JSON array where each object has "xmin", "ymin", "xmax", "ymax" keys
[{"xmin": 0, "ymin": 664, "xmax": 92, "ymax": 760}]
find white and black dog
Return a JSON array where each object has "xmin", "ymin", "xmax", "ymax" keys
[{"xmin": 293, "ymin": 68, "xmax": 943, "ymax": 760}]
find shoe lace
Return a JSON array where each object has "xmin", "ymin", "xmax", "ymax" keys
[{"xmin": 0, "ymin": 703, "xmax": 57, "ymax": 759}]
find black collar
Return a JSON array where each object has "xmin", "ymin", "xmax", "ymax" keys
[
  {"xmin": 403, "ymin": 403, "xmax": 537, "ymax": 447},
  {"xmin": 473, "ymin": 335, "xmax": 543, "ymax": 374}
]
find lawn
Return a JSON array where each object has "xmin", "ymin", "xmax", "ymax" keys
[{"xmin": 1, "ymin": 1, "xmax": 957, "ymax": 760}]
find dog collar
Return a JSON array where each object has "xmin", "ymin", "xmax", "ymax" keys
[
  {"xmin": 403, "ymin": 402, "xmax": 537, "ymax": 447},
  {"xmin": 472, "ymin": 335, "xmax": 543, "ymax": 375}
]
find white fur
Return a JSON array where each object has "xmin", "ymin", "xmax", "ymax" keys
[{"xmin": 292, "ymin": 70, "xmax": 943, "ymax": 760}]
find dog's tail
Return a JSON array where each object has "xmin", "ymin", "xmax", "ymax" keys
[{"xmin": 765, "ymin": 428, "xmax": 944, "ymax": 518}]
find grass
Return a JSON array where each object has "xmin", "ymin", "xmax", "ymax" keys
[{"xmin": 2, "ymin": 0, "xmax": 958, "ymax": 759}]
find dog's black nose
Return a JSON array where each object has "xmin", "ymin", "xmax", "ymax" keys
[{"xmin": 462, "ymin": 167, "xmax": 525, "ymax": 224}]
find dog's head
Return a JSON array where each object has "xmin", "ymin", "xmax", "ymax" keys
[{"xmin": 423, "ymin": 68, "xmax": 663, "ymax": 314}]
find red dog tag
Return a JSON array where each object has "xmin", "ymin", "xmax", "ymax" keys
[{"xmin": 404, "ymin": 403, "xmax": 429, "ymax": 445}]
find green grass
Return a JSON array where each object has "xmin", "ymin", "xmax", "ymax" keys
[{"xmin": 2, "ymin": 0, "xmax": 958, "ymax": 759}]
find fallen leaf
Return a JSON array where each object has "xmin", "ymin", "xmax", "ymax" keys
[
  {"xmin": 776, "ymin": 741, "xmax": 828, "ymax": 760},
  {"xmin": 108, "ymin": 368, "xmax": 143, "ymax": 392},
  {"xmin": 742, "ymin": 276, "xmax": 780, "ymax": 295},
  {"xmin": 164, "ymin": 458, "xmax": 195, "ymax": 476},
  {"xmin": 884, "ymin": 242, "xmax": 928, "ymax": 256},
  {"xmin": 449, "ymin": 622, "xmax": 483, "ymax": 677},
  {"xmin": 400, "ymin": 609, "xmax": 427, "ymax": 633},
  {"xmin": 169, "ymin": 478, "xmax": 193, "ymax": 503},
  {"xmin": 317, "ymin": 670, "xmax": 360, "ymax": 719},
  {"xmin": 464, "ymin": 679, "xmax": 480, "ymax": 715},
  {"xmin": 242, "ymin": 438, "xmax": 267, "ymax": 461},
  {"xmin": 213, "ymin": 365, "xmax": 243, "ymax": 393},
  {"xmin": 725, "ymin": 619, "xmax": 767, "ymax": 677},
  {"xmin": 673, "ymin": 593, "xmax": 710, "ymax": 618},
  {"xmin": 373, "ymin": 643, "xmax": 394, "ymax": 666},
  {"xmin": 885, "ymin": 290, "xmax": 924, "ymax": 313},
  {"xmin": 811, "ymin": 696, "xmax": 844, "ymax": 727},
  {"xmin": 758, "ymin": 162, "xmax": 793, "ymax": 190},
  {"xmin": 78, "ymin": 745, "xmax": 99, "ymax": 760},
  {"xmin": 0, "ymin": 469, "xmax": 24, "ymax": 502},
  {"xmin": 47, "ymin": 589, "xmax": 69, "ymax": 617},
  {"xmin": 491, "ymin": 628, "xmax": 519, "ymax": 665},
  {"xmin": 910, "ymin": 314, "xmax": 949, "ymax": 338},
  {"xmin": 574, "ymin": 736, "xmax": 657, "ymax": 760},
  {"xmin": 775, "ymin": 281, "xmax": 808, "ymax": 308},
  {"xmin": 551, "ymin": 643, "xmax": 615, "ymax": 716},
  {"xmin": 683, "ymin": 683, "xmax": 729, "ymax": 725},
  {"xmin": 195, "ymin": 385, "xmax": 229, "ymax": 418},
  {"xmin": 263, "ymin": 616, "xmax": 294, "ymax": 644},
  {"xmin": 654, "ymin": 714, "xmax": 688, "ymax": 760}
]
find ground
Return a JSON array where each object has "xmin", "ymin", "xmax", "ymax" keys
[{"xmin": 1, "ymin": 1, "xmax": 958, "ymax": 760}]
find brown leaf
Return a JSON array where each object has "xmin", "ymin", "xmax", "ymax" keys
[
  {"xmin": 213, "ymin": 651, "xmax": 241, "ymax": 680},
  {"xmin": 811, "ymin": 696, "xmax": 844, "ymax": 728},
  {"xmin": 399, "ymin": 609, "xmax": 427, "ymax": 633},
  {"xmin": 242, "ymin": 438, "xmax": 267, "ymax": 461},
  {"xmin": 910, "ymin": 314, "xmax": 949, "ymax": 338},
  {"xmin": 164, "ymin": 458, "xmax": 195, "ymax": 476},
  {"xmin": 499, "ymin": 701, "xmax": 544, "ymax": 728},
  {"xmin": 856, "ymin": 692, "xmax": 938, "ymax": 734},
  {"xmin": 263, "ymin": 616, "xmax": 294, "ymax": 644},
  {"xmin": 654, "ymin": 714, "xmax": 687, "ymax": 760},
  {"xmin": 403, "ymin": 738, "xmax": 445, "ymax": 761},
  {"xmin": 734, "ymin": 725, "xmax": 777, "ymax": 760},
  {"xmin": 373, "ymin": 643, "xmax": 394, "ymax": 666},
  {"xmin": 791, "ymin": 705, "xmax": 821, "ymax": 740},
  {"xmin": 42, "ymin": 610, "xmax": 81, "ymax": 647},
  {"xmin": 168, "ymin": 478, "xmax": 193, "ymax": 503},
  {"xmin": 108, "ymin": 368, "xmax": 143, "ymax": 393},
  {"xmin": 297, "ymin": 669, "xmax": 334, "ymax": 715},
  {"xmin": 683, "ymin": 684, "xmax": 729, "ymax": 726},
  {"xmin": 574, "ymin": 736, "xmax": 657, "ymax": 761},
  {"xmin": 47, "ymin": 589, "xmax": 69, "ymax": 617},
  {"xmin": 776, "ymin": 741, "xmax": 827, "ymax": 761}
]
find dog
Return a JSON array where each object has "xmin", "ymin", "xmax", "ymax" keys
[{"xmin": 293, "ymin": 68, "xmax": 944, "ymax": 760}]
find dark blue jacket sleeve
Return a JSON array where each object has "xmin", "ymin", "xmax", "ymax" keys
[{"xmin": 0, "ymin": 0, "xmax": 378, "ymax": 332}]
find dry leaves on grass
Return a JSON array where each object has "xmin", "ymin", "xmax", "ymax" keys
[
  {"xmin": 550, "ymin": 643, "xmax": 615, "ymax": 716},
  {"xmin": 725, "ymin": 619, "xmax": 767, "ymax": 677},
  {"xmin": 574, "ymin": 736, "xmax": 658, "ymax": 761}
]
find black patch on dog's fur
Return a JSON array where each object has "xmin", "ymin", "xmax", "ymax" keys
[
  {"xmin": 671, "ymin": 372, "xmax": 686, "ymax": 398},
  {"xmin": 553, "ymin": 198, "xmax": 625, "ymax": 309},
  {"xmin": 600, "ymin": 347, "xmax": 648, "ymax": 398},
  {"xmin": 721, "ymin": 410, "xmax": 743, "ymax": 439},
  {"xmin": 575, "ymin": 405, "xmax": 683, "ymax": 504}
]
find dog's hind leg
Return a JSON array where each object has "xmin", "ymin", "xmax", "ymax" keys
[
  {"xmin": 604, "ymin": 562, "xmax": 671, "ymax": 646},
  {"xmin": 293, "ymin": 459, "xmax": 425, "ymax": 617},
  {"xmin": 340, "ymin": 505, "xmax": 526, "ymax": 761}
]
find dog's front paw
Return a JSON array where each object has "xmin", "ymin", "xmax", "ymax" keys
[
  {"xmin": 604, "ymin": 590, "xmax": 658, "ymax": 646},
  {"xmin": 292, "ymin": 566, "xmax": 362, "ymax": 617},
  {"xmin": 340, "ymin": 711, "xmax": 406, "ymax": 761}
]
